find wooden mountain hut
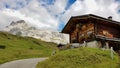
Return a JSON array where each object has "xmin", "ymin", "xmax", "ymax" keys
[{"xmin": 62, "ymin": 14, "xmax": 120, "ymax": 52}]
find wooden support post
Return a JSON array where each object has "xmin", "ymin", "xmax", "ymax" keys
[
  {"xmin": 106, "ymin": 42, "xmax": 109, "ymax": 49},
  {"xmin": 70, "ymin": 34, "xmax": 71, "ymax": 43},
  {"xmin": 97, "ymin": 41, "xmax": 102, "ymax": 48}
]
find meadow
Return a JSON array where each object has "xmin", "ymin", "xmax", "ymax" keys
[
  {"xmin": 37, "ymin": 47, "xmax": 120, "ymax": 68},
  {"xmin": 0, "ymin": 31, "xmax": 57, "ymax": 64}
]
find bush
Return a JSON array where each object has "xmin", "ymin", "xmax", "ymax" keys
[{"xmin": 0, "ymin": 45, "xmax": 6, "ymax": 49}]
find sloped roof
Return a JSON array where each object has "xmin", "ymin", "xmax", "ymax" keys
[{"xmin": 61, "ymin": 14, "xmax": 120, "ymax": 34}]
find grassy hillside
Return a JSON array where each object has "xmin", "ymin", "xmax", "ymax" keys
[
  {"xmin": 37, "ymin": 47, "xmax": 120, "ymax": 68},
  {"xmin": 0, "ymin": 31, "xmax": 57, "ymax": 64}
]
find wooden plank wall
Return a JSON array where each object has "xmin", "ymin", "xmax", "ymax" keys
[
  {"xmin": 70, "ymin": 22, "xmax": 95, "ymax": 43},
  {"xmin": 97, "ymin": 23, "xmax": 120, "ymax": 38}
]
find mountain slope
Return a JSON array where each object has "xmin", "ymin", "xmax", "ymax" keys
[
  {"xmin": 37, "ymin": 47, "xmax": 120, "ymax": 68},
  {"xmin": 0, "ymin": 31, "xmax": 57, "ymax": 64},
  {"xmin": 3, "ymin": 20, "xmax": 69, "ymax": 44}
]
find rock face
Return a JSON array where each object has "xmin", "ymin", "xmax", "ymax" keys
[{"xmin": 3, "ymin": 20, "xmax": 69, "ymax": 44}]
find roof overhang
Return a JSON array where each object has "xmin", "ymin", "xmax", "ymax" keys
[{"xmin": 61, "ymin": 14, "xmax": 120, "ymax": 34}]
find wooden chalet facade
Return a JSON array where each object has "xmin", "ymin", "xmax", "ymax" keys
[{"xmin": 62, "ymin": 14, "xmax": 120, "ymax": 51}]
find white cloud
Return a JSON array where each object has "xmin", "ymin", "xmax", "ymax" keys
[
  {"xmin": 19, "ymin": 0, "xmax": 59, "ymax": 30},
  {"xmin": 0, "ymin": 0, "xmax": 62, "ymax": 31},
  {"xmin": 45, "ymin": 0, "xmax": 68, "ymax": 15},
  {"xmin": 0, "ymin": 0, "xmax": 29, "ymax": 9},
  {"xmin": 0, "ymin": 9, "xmax": 20, "ymax": 30},
  {"xmin": 61, "ymin": 0, "xmax": 85, "ymax": 23},
  {"xmin": 0, "ymin": 0, "xmax": 120, "ymax": 31},
  {"xmin": 62, "ymin": 0, "xmax": 120, "ymax": 24}
]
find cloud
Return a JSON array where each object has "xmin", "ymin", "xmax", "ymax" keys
[
  {"xmin": 0, "ymin": 9, "xmax": 20, "ymax": 30},
  {"xmin": 61, "ymin": 0, "xmax": 120, "ymax": 24},
  {"xmin": 19, "ymin": 0, "xmax": 59, "ymax": 30},
  {"xmin": 0, "ymin": 0, "xmax": 120, "ymax": 31},
  {"xmin": 0, "ymin": 0, "xmax": 63, "ymax": 31},
  {"xmin": 40, "ymin": 0, "xmax": 68, "ymax": 15},
  {"xmin": 0, "ymin": 0, "xmax": 29, "ymax": 9}
]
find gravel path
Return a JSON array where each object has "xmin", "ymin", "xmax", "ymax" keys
[{"xmin": 0, "ymin": 58, "xmax": 48, "ymax": 68}]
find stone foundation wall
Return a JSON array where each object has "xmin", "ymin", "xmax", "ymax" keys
[
  {"xmin": 71, "ymin": 41, "xmax": 100, "ymax": 48},
  {"xmin": 86, "ymin": 41, "xmax": 99, "ymax": 48}
]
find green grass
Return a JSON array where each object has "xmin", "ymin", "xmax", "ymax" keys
[
  {"xmin": 36, "ymin": 47, "xmax": 120, "ymax": 68},
  {"xmin": 0, "ymin": 31, "xmax": 57, "ymax": 64}
]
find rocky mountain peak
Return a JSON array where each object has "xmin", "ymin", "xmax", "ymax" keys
[
  {"xmin": 10, "ymin": 21, "xmax": 16, "ymax": 25},
  {"xmin": 3, "ymin": 20, "xmax": 69, "ymax": 44},
  {"xmin": 10, "ymin": 20, "xmax": 26, "ymax": 26},
  {"xmin": 17, "ymin": 20, "xmax": 25, "ymax": 23}
]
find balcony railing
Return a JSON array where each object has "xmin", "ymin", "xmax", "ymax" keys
[{"xmin": 95, "ymin": 35, "xmax": 120, "ymax": 42}]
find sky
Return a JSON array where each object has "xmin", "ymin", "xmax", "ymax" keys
[{"xmin": 0, "ymin": 0, "xmax": 120, "ymax": 31}]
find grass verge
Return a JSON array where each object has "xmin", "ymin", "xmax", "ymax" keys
[{"xmin": 36, "ymin": 47, "xmax": 120, "ymax": 68}]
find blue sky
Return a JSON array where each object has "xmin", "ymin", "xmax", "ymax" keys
[{"xmin": 0, "ymin": 0, "xmax": 120, "ymax": 31}]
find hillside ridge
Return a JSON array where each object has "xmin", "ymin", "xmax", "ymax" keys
[
  {"xmin": 3, "ymin": 20, "xmax": 69, "ymax": 44},
  {"xmin": 0, "ymin": 31, "xmax": 57, "ymax": 64}
]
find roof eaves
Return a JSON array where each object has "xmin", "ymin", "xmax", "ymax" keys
[
  {"xmin": 88, "ymin": 14, "xmax": 120, "ymax": 25},
  {"xmin": 61, "ymin": 17, "xmax": 73, "ymax": 33}
]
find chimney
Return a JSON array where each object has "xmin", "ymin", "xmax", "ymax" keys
[{"xmin": 108, "ymin": 16, "xmax": 112, "ymax": 20}]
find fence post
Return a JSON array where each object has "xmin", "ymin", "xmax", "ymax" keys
[
  {"xmin": 84, "ymin": 41, "xmax": 87, "ymax": 47},
  {"xmin": 111, "ymin": 47, "xmax": 113, "ymax": 60}
]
